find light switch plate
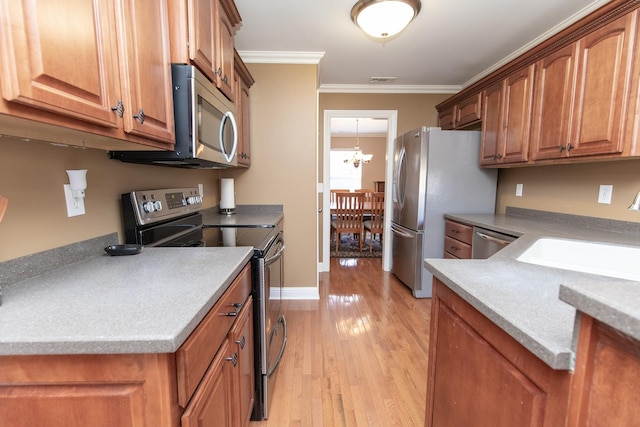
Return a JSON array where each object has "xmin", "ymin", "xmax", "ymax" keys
[
  {"xmin": 598, "ymin": 184, "xmax": 613, "ymax": 204},
  {"xmin": 64, "ymin": 184, "xmax": 85, "ymax": 217}
]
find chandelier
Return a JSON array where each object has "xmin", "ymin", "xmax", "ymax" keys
[
  {"xmin": 351, "ymin": 0, "xmax": 421, "ymax": 41},
  {"xmin": 344, "ymin": 119, "xmax": 373, "ymax": 168}
]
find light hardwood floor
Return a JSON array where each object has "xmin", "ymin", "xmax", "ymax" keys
[{"xmin": 250, "ymin": 257, "xmax": 431, "ymax": 426}]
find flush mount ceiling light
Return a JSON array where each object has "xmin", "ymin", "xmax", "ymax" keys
[{"xmin": 351, "ymin": 0, "xmax": 421, "ymax": 41}]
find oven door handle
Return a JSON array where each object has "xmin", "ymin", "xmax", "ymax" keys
[
  {"xmin": 267, "ymin": 314, "xmax": 287, "ymax": 377},
  {"xmin": 264, "ymin": 241, "xmax": 285, "ymax": 266}
]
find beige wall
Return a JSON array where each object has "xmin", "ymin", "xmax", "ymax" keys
[
  {"xmin": 330, "ymin": 136, "xmax": 386, "ymax": 190},
  {"xmin": 497, "ymin": 159, "xmax": 640, "ymax": 222},
  {"xmin": 223, "ymin": 63, "xmax": 318, "ymax": 288},
  {"xmin": 0, "ymin": 136, "xmax": 221, "ymax": 262},
  {"xmin": 318, "ymin": 93, "xmax": 448, "ymax": 263}
]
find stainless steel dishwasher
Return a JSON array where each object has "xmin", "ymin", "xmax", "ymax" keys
[{"xmin": 471, "ymin": 227, "xmax": 517, "ymax": 259}]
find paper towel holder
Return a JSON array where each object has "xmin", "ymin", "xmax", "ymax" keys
[
  {"xmin": 219, "ymin": 178, "xmax": 236, "ymax": 215},
  {"xmin": 219, "ymin": 207, "xmax": 236, "ymax": 215}
]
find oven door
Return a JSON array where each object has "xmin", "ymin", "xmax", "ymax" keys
[{"xmin": 257, "ymin": 234, "xmax": 286, "ymax": 419}]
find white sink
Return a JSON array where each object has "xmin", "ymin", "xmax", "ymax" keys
[{"xmin": 516, "ymin": 237, "xmax": 640, "ymax": 281}]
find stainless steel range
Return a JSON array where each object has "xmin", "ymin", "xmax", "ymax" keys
[{"xmin": 121, "ymin": 187, "xmax": 286, "ymax": 420}]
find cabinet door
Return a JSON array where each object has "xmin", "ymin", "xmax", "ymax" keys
[
  {"xmin": 426, "ymin": 280, "xmax": 572, "ymax": 427},
  {"xmin": 236, "ymin": 76, "xmax": 251, "ymax": 167},
  {"xmin": 438, "ymin": 107, "xmax": 455, "ymax": 130},
  {"xmin": 182, "ymin": 339, "xmax": 237, "ymax": 427},
  {"xmin": 0, "ymin": 0, "xmax": 120, "ymax": 128},
  {"xmin": 230, "ymin": 297, "xmax": 255, "ymax": 427},
  {"xmin": 480, "ymin": 81, "xmax": 504, "ymax": 165},
  {"xmin": 568, "ymin": 12, "xmax": 637, "ymax": 158},
  {"xmin": 117, "ymin": 0, "xmax": 174, "ymax": 144},
  {"xmin": 530, "ymin": 43, "xmax": 578, "ymax": 160},
  {"xmin": 569, "ymin": 315, "xmax": 640, "ymax": 427},
  {"xmin": 215, "ymin": 1, "xmax": 235, "ymax": 101},
  {"xmin": 188, "ymin": 0, "xmax": 216, "ymax": 82},
  {"xmin": 501, "ymin": 65, "xmax": 534, "ymax": 163},
  {"xmin": 455, "ymin": 93, "xmax": 482, "ymax": 128}
]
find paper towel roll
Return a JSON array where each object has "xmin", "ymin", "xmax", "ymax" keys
[{"xmin": 220, "ymin": 178, "xmax": 235, "ymax": 209}]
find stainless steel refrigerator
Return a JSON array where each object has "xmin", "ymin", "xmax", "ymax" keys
[{"xmin": 391, "ymin": 127, "xmax": 497, "ymax": 298}]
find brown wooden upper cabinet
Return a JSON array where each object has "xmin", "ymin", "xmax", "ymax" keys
[
  {"xmin": 234, "ymin": 50, "xmax": 255, "ymax": 167},
  {"xmin": 0, "ymin": 0, "xmax": 175, "ymax": 148},
  {"xmin": 437, "ymin": 1, "xmax": 640, "ymax": 167},
  {"xmin": 531, "ymin": 12, "xmax": 638, "ymax": 161},
  {"xmin": 169, "ymin": 0, "xmax": 241, "ymax": 102},
  {"xmin": 480, "ymin": 66, "xmax": 534, "ymax": 166},
  {"xmin": 438, "ymin": 107, "xmax": 455, "ymax": 130},
  {"xmin": 455, "ymin": 93, "xmax": 482, "ymax": 128},
  {"xmin": 437, "ymin": 93, "xmax": 481, "ymax": 130}
]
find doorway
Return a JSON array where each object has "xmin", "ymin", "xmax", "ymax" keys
[{"xmin": 321, "ymin": 110, "xmax": 397, "ymax": 272}]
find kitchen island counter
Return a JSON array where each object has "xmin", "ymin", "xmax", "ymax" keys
[
  {"xmin": 0, "ymin": 246, "xmax": 253, "ymax": 355},
  {"xmin": 425, "ymin": 208, "xmax": 640, "ymax": 370}
]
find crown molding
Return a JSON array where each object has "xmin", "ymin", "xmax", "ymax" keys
[
  {"xmin": 318, "ymin": 84, "xmax": 461, "ymax": 94},
  {"xmin": 461, "ymin": 0, "xmax": 611, "ymax": 88},
  {"xmin": 237, "ymin": 50, "xmax": 325, "ymax": 64}
]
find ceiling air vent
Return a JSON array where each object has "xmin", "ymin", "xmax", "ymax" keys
[{"xmin": 369, "ymin": 76, "xmax": 397, "ymax": 83}]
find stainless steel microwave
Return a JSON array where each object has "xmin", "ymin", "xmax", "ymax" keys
[{"xmin": 110, "ymin": 64, "xmax": 238, "ymax": 169}]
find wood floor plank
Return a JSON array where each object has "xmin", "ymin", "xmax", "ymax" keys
[{"xmin": 250, "ymin": 258, "xmax": 431, "ymax": 426}]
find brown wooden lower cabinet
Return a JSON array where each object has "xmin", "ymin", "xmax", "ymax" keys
[
  {"xmin": 425, "ymin": 279, "xmax": 572, "ymax": 427},
  {"xmin": 567, "ymin": 314, "xmax": 640, "ymax": 426},
  {"xmin": 0, "ymin": 263, "xmax": 254, "ymax": 427}
]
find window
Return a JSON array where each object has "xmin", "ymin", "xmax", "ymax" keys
[{"xmin": 330, "ymin": 149, "xmax": 362, "ymax": 190}]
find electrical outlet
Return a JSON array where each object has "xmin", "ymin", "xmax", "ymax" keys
[
  {"xmin": 515, "ymin": 183, "xmax": 523, "ymax": 197},
  {"xmin": 598, "ymin": 184, "xmax": 613, "ymax": 204},
  {"xmin": 64, "ymin": 185, "xmax": 85, "ymax": 217}
]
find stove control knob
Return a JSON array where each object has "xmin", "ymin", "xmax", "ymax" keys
[
  {"xmin": 197, "ymin": 196, "xmax": 203, "ymax": 204},
  {"xmin": 142, "ymin": 201, "xmax": 155, "ymax": 213},
  {"xmin": 187, "ymin": 196, "xmax": 197, "ymax": 205},
  {"xmin": 154, "ymin": 201, "xmax": 162, "ymax": 211}
]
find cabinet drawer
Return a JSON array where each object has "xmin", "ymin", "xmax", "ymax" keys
[
  {"xmin": 445, "ymin": 220, "xmax": 473, "ymax": 245},
  {"xmin": 444, "ymin": 236, "xmax": 472, "ymax": 259},
  {"xmin": 176, "ymin": 263, "xmax": 252, "ymax": 407}
]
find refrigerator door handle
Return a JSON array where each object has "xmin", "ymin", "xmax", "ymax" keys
[
  {"xmin": 391, "ymin": 223, "xmax": 414, "ymax": 238},
  {"xmin": 393, "ymin": 146, "xmax": 407, "ymax": 209}
]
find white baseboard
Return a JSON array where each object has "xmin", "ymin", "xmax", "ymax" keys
[{"xmin": 274, "ymin": 286, "xmax": 320, "ymax": 300}]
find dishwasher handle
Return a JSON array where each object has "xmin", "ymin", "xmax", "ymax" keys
[{"xmin": 474, "ymin": 230, "xmax": 513, "ymax": 247}]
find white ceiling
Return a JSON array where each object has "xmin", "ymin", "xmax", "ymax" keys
[{"xmin": 232, "ymin": 0, "xmax": 609, "ymax": 135}]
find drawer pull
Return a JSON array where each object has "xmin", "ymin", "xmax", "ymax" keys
[
  {"xmin": 225, "ymin": 352, "xmax": 238, "ymax": 367},
  {"xmin": 450, "ymin": 246, "xmax": 459, "ymax": 251},
  {"xmin": 224, "ymin": 302, "xmax": 243, "ymax": 317},
  {"xmin": 235, "ymin": 336, "xmax": 246, "ymax": 349}
]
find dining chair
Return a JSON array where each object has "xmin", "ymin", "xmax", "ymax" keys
[
  {"xmin": 331, "ymin": 192, "xmax": 365, "ymax": 252},
  {"xmin": 363, "ymin": 192, "xmax": 384, "ymax": 253}
]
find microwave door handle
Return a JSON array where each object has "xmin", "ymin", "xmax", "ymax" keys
[{"xmin": 220, "ymin": 111, "xmax": 238, "ymax": 162}]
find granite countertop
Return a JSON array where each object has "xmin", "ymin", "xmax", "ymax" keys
[
  {"xmin": 0, "ymin": 246, "xmax": 254, "ymax": 355},
  {"xmin": 425, "ymin": 208, "xmax": 640, "ymax": 370},
  {"xmin": 202, "ymin": 204, "xmax": 283, "ymax": 227}
]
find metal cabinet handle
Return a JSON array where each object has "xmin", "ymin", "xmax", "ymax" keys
[
  {"xmin": 216, "ymin": 67, "xmax": 222, "ymax": 77},
  {"xmin": 224, "ymin": 302, "xmax": 243, "ymax": 317},
  {"xmin": 225, "ymin": 352, "xmax": 238, "ymax": 367},
  {"xmin": 133, "ymin": 108, "xmax": 145, "ymax": 124},
  {"xmin": 566, "ymin": 143, "xmax": 573, "ymax": 152},
  {"xmin": 111, "ymin": 100, "xmax": 124, "ymax": 118},
  {"xmin": 235, "ymin": 336, "xmax": 246, "ymax": 349}
]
